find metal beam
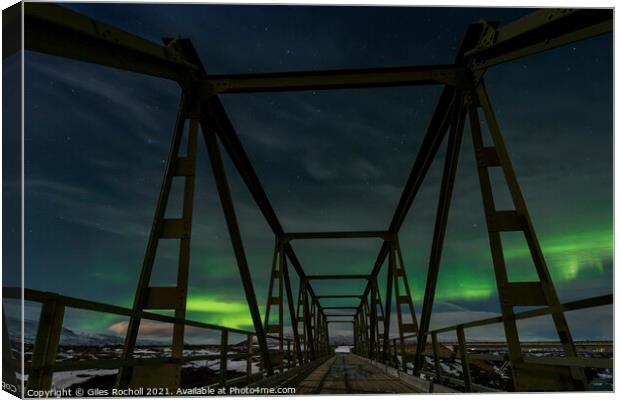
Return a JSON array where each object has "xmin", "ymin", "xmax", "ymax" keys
[
  {"xmin": 26, "ymin": 0, "xmax": 323, "ymax": 311},
  {"xmin": 357, "ymin": 23, "xmax": 486, "ymax": 312},
  {"xmin": 199, "ymin": 64, "xmax": 466, "ymax": 94},
  {"xmin": 116, "ymin": 93, "xmax": 196, "ymax": 390},
  {"xmin": 316, "ymin": 295, "xmax": 363, "ymax": 299},
  {"xmin": 413, "ymin": 92, "xmax": 467, "ymax": 375},
  {"xmin": 203, "ymin": 94, "xmax": 322, "ymax": 305},
  {"xmin": 283, "ymin": 245, "xmax": 321, "ymax": 307},
  {"xmin": 282, "ymin": 230, "xmax": 391, "ymax": 241},
  {"xmin": 388, "ymin": 22, "xmax": 486, "ymax": 234},
  {"xmin": 467, "ymin": 9, "xmax": 612, "ymax": 69},
  {"xmin": 325, "ymin": 314, "xmax": 357, "ymax": 318},
  {"xmin": 25, "ymin": 5, "xmax": 610, "ymax": 88},
  {"xmin": 200, "ymin": 111, "xmax": 273, "ymax": 376},
  {"xmin": 24, "ymin": 3, "xmax": 197, "ymax": 82},
  {"xmin": 282, "ymin": 255, "xmax": 303, "ymax": 365},
  {"xmin": 301, "ymin": 280, "xmax": 316, "ymax": 360},
  {"xmin": 322, "ymin": 307, "xmax": 359, "ymax": 310},
  {"xmin": 173, "ymin": 38, "xmax": 334, "ymax": 328},
  {"xmin": 382, "ymin": 244, "xmax": 395, "ymax": 363},
  {"xmin": 24, "ymin": 3, "xmax": 324, "ymax": 310},
  {"xmin": 306, "ymin": 275, "xmax": 370, "ymax": 280}
]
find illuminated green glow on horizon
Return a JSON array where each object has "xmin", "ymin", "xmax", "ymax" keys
[
  {"xmin": 503, "ymin": 227, "xmax": 612, "ymax": 281},
  {"xmin": 94, "ymin": 228, "xmax": 611, "ymax": 333},
  {"xmin": 434, "ymin": 284, "xmax": 496, "ymax": 302},
  {"xmin": 408, "ymin": 227, "xmax": 612, "ymax": 303},
  {"xmin": 186, "ymin": 295, "xmax": 254, "ymax": 329}
]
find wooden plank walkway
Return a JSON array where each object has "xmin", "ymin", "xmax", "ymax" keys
[{"xmin": 295, "ymin": 354, "xmax": 421, "ymax": 394}]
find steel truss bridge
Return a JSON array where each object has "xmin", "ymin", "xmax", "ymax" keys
[{"xmin": 2, "ymin": 3, "xmax": 613, "ymax": 394}]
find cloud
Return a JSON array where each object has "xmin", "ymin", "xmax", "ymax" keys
[
  {"xmin": 27, "ymin": 55, "xmax": 179, "ymax": 142},
  {"xmin": 26, "ymin": 178, "xmax": 152, "ymax": 238}
]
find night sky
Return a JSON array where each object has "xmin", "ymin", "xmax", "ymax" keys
[{"xmin": 18, "ymin": 3, "xmax": 612, "ymax": 343}]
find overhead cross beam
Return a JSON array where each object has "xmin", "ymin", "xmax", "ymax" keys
[
  {"xmin": 199, "ymin": 64, "xmax": 467, "ymax": 93},
  {"xmin": 306, "ymin": 275, "xmax": 370, "ymax": 280},
  {"xmin": 23, "ymin": 3, "xmax": 198, "ymax": 82},
  {"xmin": 325, "ymin": 314, "xmax": 357, "ymax": 317},
  {"xmin": 467, "ymin": 8, "xmax": 613, "ymax": 69},
  {"xmin": 22, "ymin": 4, "xmax": 465, "ymax": 90},
  {"xmin": 281, "ymin": 230, "xmax": 392, "ymax": 242},
  {"xmin": 24, "ymin": 4, "xmax": 611, "ymax": 91}
]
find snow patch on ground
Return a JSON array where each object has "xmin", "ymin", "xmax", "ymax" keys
[
  {"xmin": 334, "ymin": 346, "xmax": 351, "ymax": 353},
  {"xmin": 51, "ymin": 369, "xmax": 117, "ymax": 390}
]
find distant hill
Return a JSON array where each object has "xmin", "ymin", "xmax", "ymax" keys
[
  {"xmin": 5, "ymin": 317, "xmax": 166, "ymax": 346},
  {"xmin": 233, "ymin": 336, "xmax": 286, "ymax": 348}
]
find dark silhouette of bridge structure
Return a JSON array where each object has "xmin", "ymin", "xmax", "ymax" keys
[{"xmin": 3, "ymin": 3, "xmax": 613, "ymax": 394}]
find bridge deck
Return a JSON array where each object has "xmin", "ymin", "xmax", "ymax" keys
[{"xmin": 295, "ymin": 354, "xmax": 421, "ymax": 394}]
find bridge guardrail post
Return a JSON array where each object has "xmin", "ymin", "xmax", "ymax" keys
[
  {"xmin": 219, "ymin": 329, "xmax": 228, "ymax": 387},
  {"xmin": 431, "ymin": 332, "xmax": 443, "ymax": 385},
  {"xmin": 27, "ymin": 295, "xmax": 65, "ymax": 391},
  {"xmin": 246, "ymin": 333, "xmax": 253, "ymax": 381},
  {"xmin": 391, "ymin": 338, "xmax": 398, "ymax": 367},
  {"xmin": 456, "ymin": 326, "xmax": 472, "ymax": 392}
]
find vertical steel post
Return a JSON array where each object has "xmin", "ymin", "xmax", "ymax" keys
[
  {"xmin": 200, "ymin": 111, "xmax": 274, "ymax": 375},
  {"xmin": 301, "ymin": 279, "xmax": 316, "ymax": 360},
  {"xmin": 117, "ymin": 93, "xmax": 199, "ymax": 390},
  {"xmin": 362, "ymin": 297, "xmax": 371, "ymax": 358},
  {"xmin": 310, "ymin": 299, "xmax": 317, "ymax": 355},
  {"xmin": 369, "ymin": 283, "xmax": 377, "ymax": 360},
  {"xmin": 353, "ymin": 320, "xmax": 358, "ymax": 354},
  {"xmin": 295, "ymin": 286, "xmax": 306, "ymax": 364},
  {"xmin": 220, "ymin": 329, "xmax": 228, "ymax": 387},
  {"xmin": 391, "ymin": 338, "xmax": 398, "ymax": 367},
  {"xmin": 263, "ymin": 240, "xmax": 284, "ymax": 372},
  {"xmin": 246, "ymin": 334, "xmax": 253, "ymax": 380},
  {"xmin": 382, "ymin": 243, "xmax": 395, "ymax": 363},
  {"xmin": 393, "ymin": 237, "xmax": 419, "ymax": 363},
  {"xmin": 277, "ymin": 251, "xmax": 284, "ymax": 371},
  {"xmin": 286, "ymin": 339, "xmax": 295, "ymax": 369},
  {"xmin": 26, "ymin": 296, "xmax": 65, "ymax": 391},
  {"xmin": 282, "ymin": 252, "xmax": 303, "ymax": 366},
  {"xmin": 413, "ymin": 92, "xmax": 466, "ymax": 374},
  {"xmin": 357, "ymin": 313, "xmax": 365, "ymax": 356},
  {"xmin": 431, "ymin": 332, "xmax": 443, "ymax": 385},
  {"xmin": 315, "ymin": 311, "xmax": 321, "ymax": 355},
  {"xmin": 375, "ymin": 287, "xmax": 385, "ymax": 357},
  {"xmin": 456, "ymin": 326, "xmax": 472, "ymax": 392},
  {"xmin": 172, "ymin": 115, "xmax": 200, "ymax": 366},
  {"xmin": 469, "ymin": 80, "xmax": 586, "ymax": 390}
]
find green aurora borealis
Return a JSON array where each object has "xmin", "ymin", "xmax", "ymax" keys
[{"xmin": 17, "ymin": 4, "xmax": 612, "ymax": 341}]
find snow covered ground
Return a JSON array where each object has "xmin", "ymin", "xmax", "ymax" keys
[
  {"xmin": 15, "ymin": 343, "xmax": 612, "ymax": 392},
  {"xmin": 51, "ymin": 370, "xmax": 118, "ymax": 391}
]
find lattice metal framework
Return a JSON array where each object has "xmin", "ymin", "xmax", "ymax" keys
[{"xmin": 19, "ymin": 3, "xmax": 612, "ymax": 392}]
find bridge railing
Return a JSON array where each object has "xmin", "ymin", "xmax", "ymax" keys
[
  {"xmin": 359, "ymin": 293, "xmax": 613, "ymax": 392},
  {"xmin": 2, "ymin": 287, "xmax": 299, "ymax": 391}
]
